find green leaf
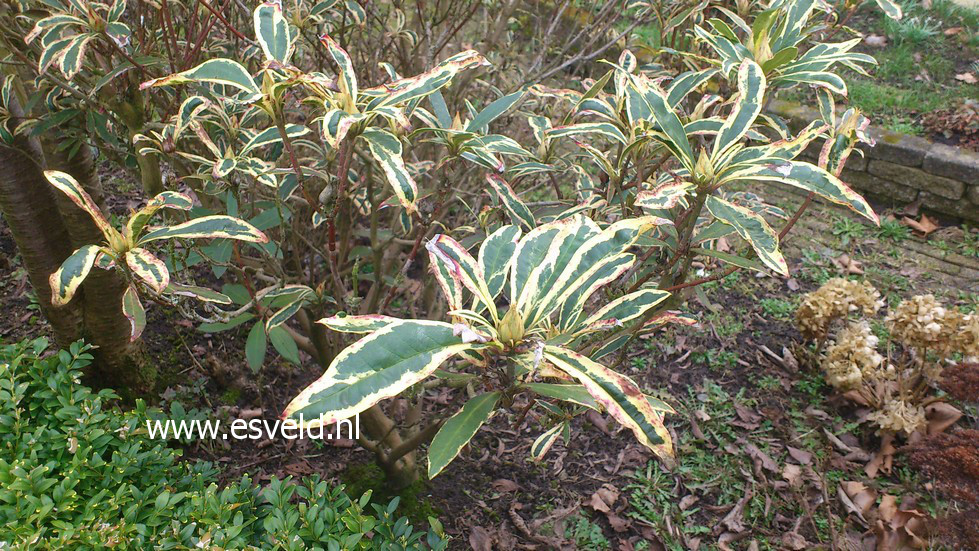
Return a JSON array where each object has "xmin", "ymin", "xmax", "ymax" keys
[
  {"xmin": 282, "ymin": 321, "xmax": 477, "ymax": 425},
  {"xmin": 466, "ymin": 90, "xmax": 525, "ymax": 133},
  {"xmin": 428, "ymin": 391, "xmax": 501, "ymax": 478},
  {"xmin": 140, "ymin": 215, "xmax": 269, "ymax": 244},
  {"xmin": 269, "ymin": 325, "xmax": 301, "ymax": 365},
  {"xmin": 49, "ymin": 244, "xmax": 100, "ymax": 306},
  {"xmin": 140, "ymin": 59, "xmax": 262, "ymax": 102},
  {"xmin": 705, "ymin": 195, "xmax": 787, "ymax": 275},
  {"xmin": 245, "ymin": 322, "xmax": 267, "ymax": 373},
  {"xmin": 693, "ymin": 247, "xmax": 765, "ymax": 271},
  {"xmin": 254, "ymin": 2, "xmax": 292, "ymax": 64},
  {"xmin": 522, "ymin": 383, "xmax": 599, "ymax": 411}
]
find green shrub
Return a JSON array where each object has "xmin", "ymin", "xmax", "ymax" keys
[{"xmin": 0, "ymin": 338, "xmax": 447, "ymax": 549}]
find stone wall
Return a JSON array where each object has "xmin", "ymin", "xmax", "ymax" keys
[{"xmin": 769, "ymin": 100, "xmax": 979, "ymax": 223}]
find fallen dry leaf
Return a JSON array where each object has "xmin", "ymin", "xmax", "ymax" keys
[
  {"xmin": 781, "ymin": 531, "xmax": 809, "ymax": 550},
  {"xmin": 491, "ymin": 479, "xmax": 520, "ymax": 493},
  {"xmin": 787, "ymin": 446, "xmax": 813, "ymax": 465},
  {"xmin": 944, "ymin": 26, "xmax": 964, "ymax": 35},
  {"xmin": 468, "ymin": 526, "xmax": 493, "ymax": 551},
  {"xmin": 926, "ymin": 402, "xmax": 963, "ymax": 435},
  {"xmin": 588, "ymin": 484, "xmax": 619, "ymax": 514},
  {"xmin": 955, "ymin": 72, "xmax": 978, "ymax": 84},
  {"xmin": 833, "ymin": 253, "xmax": 864, "ymax": 275},
  {"xmin": 901, "ymin": 214, "xmax": 940, "ymax": 236},
  {"xmin": 719, "ymin": 489, "xmax": 754, "ymax": 533},
  {"xmin": 783, "ymin": 464, "xmax": 803, "ymax": 488}
]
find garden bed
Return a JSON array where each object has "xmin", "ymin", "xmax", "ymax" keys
[{"xmin": 2, "ymin": 179, "xmax": 975, "ymax": 548}]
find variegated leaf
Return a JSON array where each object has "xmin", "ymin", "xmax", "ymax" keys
[
  {"xmin": 543, "ymin": 346, "xmax": 674, "ymax": 466},
  {"xmin": 636, "ymin": 180, "xmax": 695, "ymax": 210},
  {"xmin": 478, "ymin": 225, "xmax": 521, "ymax": 300},
  {"xmin": 428, "ymin": 391, "xmax": 501, "ymax": 477},
  {"xmin": 44, "ymin": 170, "xmax": 114, "ymax": 240},
  {"xmin": 282, "ymin": 321, "xmax": 480, "ymax": 426},
  {"xmin": 125, "ymin": 248, "xmax": 169, "ymax": 294},
  {"xmin": 121, "ymin": 285, "xmax": 146, "ymax": 341},
  {"xmin": 577, "ymin": 289, "xmax": 671, "ymax": 333},
  {"xmin": 730, "ymin": 160, "xmax": 878, "ymax": 224},
  {"xmin": 320, "ymin": 34, "xmax": 357, "ymax": 107},
  {"xmin": 705, "ymin": 195, "xmax": 788, "ymax": 275},
  {"xmin": 140, "ymin": 215, "xmax": 269, "ymax": 244},
  {"xmin": 360, "ymin": 128, "xmax": 417, "ymax": 213},
  {"xmin": 486, "ymin": 174, "xmax": 535, "ymax": 230},
  {"xmin": 711, "ymin": 59, "xmax": 765, "ymax": 162},
  {"xmin": 254, "ymin": 2, "xmax": 292, "ymax": 64},
  {"xmin": 140, "ymin": 59, "xmax": 262, "ymax": 103},
  {"xmin": 49, "ymin": 244, "xmax": 100, "ymax": 306},
  {"xmin": 126, "ymin": 191, "xmax": 193, "ymax": 239},
  {"xmin": 530, "ymin": 423, "xmax": 565, "ymax": 461},
  {"xmin": 318, "ymin": 314, "xmax": 404, "ymax": 333},
  {"xmin": 165, "ymin": 282, "xmax": 233, "ymax": 304},
  {"xmin": 366, "ymin": 50, "xmax": 489, "ymax": 109}
]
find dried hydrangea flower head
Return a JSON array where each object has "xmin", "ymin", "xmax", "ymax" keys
[
  {"xmin": 951, "ymin": 313, "xmax": 979, "ymax": 361},
  {"xmin": 822, "ymin": 321, "xmax": 884, "ymax": 390},
  {"xmin": 796, "ymin": 278, "xmax": 882, "ymax": 339},
  {"xmin": 886, "ymin": 294, "xmax": 959, "ymax": 355},
  {"xmin": 868, "ymin": 398, "xmax": 926, "ymax": 435}
]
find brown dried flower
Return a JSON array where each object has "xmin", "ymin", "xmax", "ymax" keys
[
  {"xmin": 796, "ymin": 278, "xmax": 882, "ymax": 339},
  {"xmin": 867, "ymin": 398, "xmax": 926, "ymax": 435}
]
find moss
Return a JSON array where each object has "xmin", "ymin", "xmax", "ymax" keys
[
  {"xmin": 339, "ymin": 462, "xmax": 443, "ymax": 524},
  {"xmin": 220, "ymin": 387, "xmax": 241, "ymax": 404}
]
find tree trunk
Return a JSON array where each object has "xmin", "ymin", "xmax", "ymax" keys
[
  {"xmin": 0, "ymin": 136, "xmax": 84, "ymax": 346},
  {"xmin": 46, "ymin": 144, "xmax": 154, "ymax": 392}
]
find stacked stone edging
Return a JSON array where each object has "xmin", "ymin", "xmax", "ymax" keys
[{"xmin": 769, "ymin": 100, "xmax": 979, "ymax": 223}]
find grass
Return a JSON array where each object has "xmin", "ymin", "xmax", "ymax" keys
[
  {"xmin": 782, "ymin": 0, "xmax": 979, "ymax": 134},
  {"xmin": 760, "ymin": 297, "xmax": 796, "ymax": 319}
]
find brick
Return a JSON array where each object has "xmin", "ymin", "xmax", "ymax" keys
[
  {"xmin": 868, "ymin": 161, "xmax": 964, "ymax": 199},
  {"xmin": 922, "ymin": 143, "xmax": 979, "ymax": 183},
  {"xmin": 839, "ymin": 168, "xmax": 919, "ymax": 203},
  {"xmin": 863, "ymin": 129, "xmax": 931, "ymax": 167},
  {"xmin": 918, "ymin": 192, "xmax": 979, "ymax": 223}
]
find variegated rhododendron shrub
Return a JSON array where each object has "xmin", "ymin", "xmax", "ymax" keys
[{"xmin": 0, "ymin": 0, "xmax": 906, "ymax": 484}]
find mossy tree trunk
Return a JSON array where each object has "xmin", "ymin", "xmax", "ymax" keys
[
  {"xmin": 0, "ymin": 135, "xmax": 86, "ymax": 347},
  {"xmin": 45, "ymin": 143, "xmax": 155, "ymax": 391}
]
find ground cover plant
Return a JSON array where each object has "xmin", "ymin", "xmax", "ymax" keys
[{"xmin": 1, "ymin": 0, "xmax": 978, "ymax": 548}]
